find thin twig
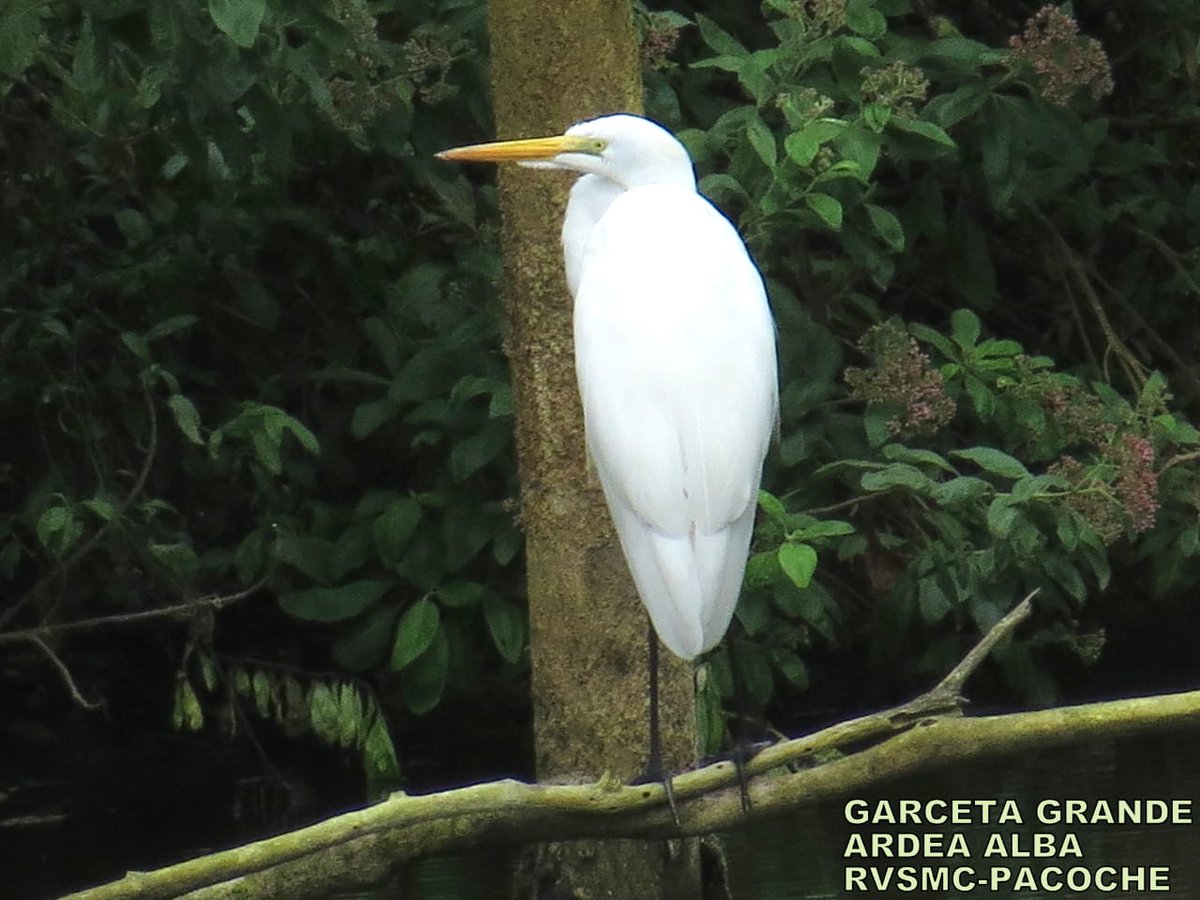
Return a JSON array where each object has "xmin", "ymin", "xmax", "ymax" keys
[
  {"xmin": 1087, "ymin": 254, "xmax": 1200, "ymax": 404},
  {"xmin": 0, "ymin": 578, "xmax": 269, "ymax": 646},
  {"xmin": 1040, "ymin": 217, "xmax": 1149, "ymax": 391},
  {"xmin": 31, "ymin": 636, "xmax": 103, "ymax": 710}
]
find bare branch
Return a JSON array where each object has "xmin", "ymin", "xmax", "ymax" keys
[
  {"xmin": 31, "ymin": 636, "xmax": 103, "ymax": 711},
  {"xmin": 0, "ymin": 578, "xmax": 269, "ymax": 646}
]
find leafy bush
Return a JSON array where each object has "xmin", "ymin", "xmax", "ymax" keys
[
  {"xmin": 645, "ymin": 1, "xmax": 1200, "ymax": 743},
  {"xmin": 6, "ymin": 0, "xmax": 1200, "ymax": 781},
  {"xmin": 0, "ymin": 0, "xmax": 522, "ymax": 784}
]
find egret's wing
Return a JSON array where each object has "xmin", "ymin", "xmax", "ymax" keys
[{"xmin": 573, "ymin": 185, "xmax": 778, "ymax": 659}]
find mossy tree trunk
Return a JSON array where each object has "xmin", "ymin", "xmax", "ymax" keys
[{"xmin": 484, "ymin": 0, "xmax": 701, "ymax": 896}]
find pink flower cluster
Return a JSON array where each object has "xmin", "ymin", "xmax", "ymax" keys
[
  {"xmin": 1048, "ymin": 433, "xmax": 1160, "ymax": 543},
  {"xmin": 846, "ymin": 324, "xmax": 956, "ymax": 438},
  {"xmin": 640, "ymin": 14, "xmax": 681, "ymax": 70},
  {"xmin": 1008, "ymin": 6, "xmax": 1114, "ymax": 106}
]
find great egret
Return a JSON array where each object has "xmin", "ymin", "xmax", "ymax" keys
[{"xmin": 439, "ymin": 114, "xmax": 778, "ymax": 802}]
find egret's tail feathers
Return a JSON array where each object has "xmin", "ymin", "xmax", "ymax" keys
[{"xmin": 606, "ymin": 497, "xmax": 757, "ymax": 660}]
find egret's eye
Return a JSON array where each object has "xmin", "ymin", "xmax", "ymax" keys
[{"xmin": 589, "ymin": 138, "xmax": 608, "ymax": 154}]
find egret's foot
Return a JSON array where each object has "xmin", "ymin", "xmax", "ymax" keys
[
  {"xmin": 703, "ymin": 737, "xmax": 774, "ymax": 813},
  {"xmin": 632, "ymin": 764, "xmax": 682, "ymax": 828}
]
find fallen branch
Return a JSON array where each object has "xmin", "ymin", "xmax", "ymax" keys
[{"xmin": 63, "ymin": 592, "xmax": 1200, "ymax": 900}]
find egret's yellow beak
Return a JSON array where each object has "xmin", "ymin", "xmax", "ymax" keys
[{"xmin": 436, "ymin": 134, "xmax": 603, "ymax": 163}]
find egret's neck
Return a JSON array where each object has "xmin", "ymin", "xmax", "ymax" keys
[{"xmin": 563, "ymin": 175, "xmax": 624, "ymax": 296}]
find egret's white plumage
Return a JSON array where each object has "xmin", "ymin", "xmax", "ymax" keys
[{"xmin": 439, "ymin": 114, "xmax": 778, "ymax": 660}]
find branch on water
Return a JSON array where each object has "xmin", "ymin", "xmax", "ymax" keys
[{"xmin": 62, "ymin": 591, "xmax": 1200, "ymax": 900}]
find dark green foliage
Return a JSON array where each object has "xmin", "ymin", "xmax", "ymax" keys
[
  {"xmin": 1, "ymin": 0, "xmax": 519, "ymax": 784},
  {"xmin": 7, "ymin": 0, "xmax": 1200, "ymax": 783},
  {"xmin": 657, "ymin": 1, "xmax": 1200, "ymax": 740}
]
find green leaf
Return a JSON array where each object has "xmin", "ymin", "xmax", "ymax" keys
[
  {"xmin": 161, "ymin": 153, "xmax": 189, "ymax": 180},
  {"xmin": 926, "ymin": 80, "xmax": 991, "ymax": 128},
  {"xmin": 866, "ymin": 204, "xmax": 905, "ymax": 252},
  {"xmin": 147, "ymin": 315, "xmax": 199, "ymax": 341},
  {"xmin": 373, "ymin": 498, "xmax": 421, "ymax": 568},
  {"xmin": 484, "ymin": 594, "xmax": 526, "ymax": 664},
  {"xmin": 805, "ymin": 193, "xmax": 843, "ymax": 230},
  {"xmin": 252, "ymin": 670, "xmax": 271, "ymax": 719},
  {"xmin": 744, "ymin": 550, "xmax": 782, "ymax": 590},
  {"xmin": 332, "ymin": 606, "xmax": 399, "ymax": 672},
  {"xmin": 390, "ymin": 598, "xmax": 440, "ymax": 671},
  {"xmin": 882, "ymin": 444, "xmax": 955, "ymax": 473},
  {"xmin": 173, "ymin": 679, "xmax": 204, "ymax": 732},
  {"xmin": 336, "ymin": 682, "xmax": 364, "ymax": 748},
  {"xmin": 950, "ymin": 309, "xmax": 981, "ymax": 349},
  {"xmin": 149, "ymin": 542, "xmax": 199, "ymax": 578},
  {"xmin": 981, "ymin": 97, "xmax": 1018, "ymax": 209},
  {"xmin": 887, "ymin": 117, "xmax": 957, "ymax": 158},
  {"xmin": 1042, "ymin": 554, "xmax": 1086, "ymax": 602},
  {"xmin": 352, "ymin": 398, "xmax": 402, "ymax": 440},
  {"xmin": 280, "ymin": 580, "xmax": 391, "ymax": 623},
  {"xmin": 785, "ymin": 120, "xmax": 845, "ymax": 167},
  {"xmin": 81, "ymin": 497, "xmax": 117, "ymax": 521},
  {"xmin": 932, "ymin": 476, "xmax": 991, "ymax": 506},
  {"xmin": 449, "ymin": 419, "xmax": 511, "ymax": 482},
  {"xmin": 71, "ymin": 16, "xmax": 101, "ymax": 93},
  {"xmin": 952, "ymin": 447, "xmax": 1029, "ymax": 479},
  {"xmin": 437, "ymin": 580, "xmax": 486, "ymax": 608},
  {"xmin": 308, "ymin": 682, "xmax": 339, "ymax": 743},
  {"xmin": 863, "ymin": 102, "xmax": 891, "ymax": 133},
  {"xmin": 735, "ymin": 591, "xmax": 770, "ymax": 636},
  {"xmin": 114, "ymin": 210, "xmax": 152, "ymax": 247},
  {"xmin": 845, "ymin": 0, "xmax": 887, "ymax": 37},
  {"xmin": 735, "ymin": 643, "xmax": 774, "ymax": 706},
  {"xmin": 918, "ymin": 578, "xmax": 951, "ymax": 624},
  {"xmin": 861, "ymin": 463, "xmax": 932, "ymax": 493},
  {"xmin": 784, "ymin": 132, "xmax": 819, "ymax": 167},
  {"xmin": 281, "ymin": 414, "xmax": 319, "ymax": 456},
  {"xmin": 0, "ymin": 2, "xmax": 43, "ymax": 77},
  {"xmin": 773, "ymin": 650, "xmax": 809, "ymax": 691},
  {"xmin": 835, "ymin": 126, "xmax": 882, "ymax": 178},
  {"xmin": 908, "ymin": 322, "xmax": 958, "ymax": 360},
  {"xmin": 746, "ymin": 115, "xmax": 776, "ymax": 168},
  {"xmin": 364, "ymin": 717, "xmax": 400, "ymax": 778},
  {"xmin": 778, "ymin": 542, "xmax": 818, "ymax": 589},
  {"xmin": 985, "ymin": 498, "xmax": 1019, "ymax": 537},
  {"xmin": 36, "ymin": 505, "xmax": 82, "ymax": 556},
  {"xmin": 695, "ymin": 14, "xmax": 748, "ymax": 58},
  {"xmin": 168, "ymin": 394, "xmax": 204, "ymax": 445},
  {"xmin": 791, "ymin": 519, "xmax": 856, "ymax": 541},
  {"xmin": 403, "ymin": 630, "xmax": 449, "ymax": 715},
  {"xmin": 758, "ymin": 490, "xmax": 786, "ymax": 522},
  {"xmin": 208, "ymin": 0, "xmax": 266, "ymax": 49},
  {"xmin": 274, "ymin": 534, "xmax": 334, "ymax": 584}
]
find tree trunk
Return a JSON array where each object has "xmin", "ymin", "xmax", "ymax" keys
[{"xmin": 484, "ymin": 0, "xmax": 700, "ymax": 896}]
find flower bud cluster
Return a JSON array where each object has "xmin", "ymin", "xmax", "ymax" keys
[{"xmin": 1008, "ymin": 6, "xmax": 1114, "ymax": 106}]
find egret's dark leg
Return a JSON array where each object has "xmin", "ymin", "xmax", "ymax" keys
[
  {"xmin": 646, "ymin": 622, "xmax": 681, "ymax": 826},
  {"xmin": 724, "ymin": 638, "xmax": 756, "ymax": 814}
]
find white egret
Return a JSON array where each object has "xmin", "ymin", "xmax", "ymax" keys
[
  {"xmin": 439, "ymin": 114, "xmax": 778, "ymax": 805},
  {"xmin": 440, "ymin": 113, "xmax": 777, "ymax": 653}
]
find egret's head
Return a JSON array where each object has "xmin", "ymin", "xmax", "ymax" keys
[{"xmin": 436, "ymin": 114, "xmax": 696, "ymax": 190}]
